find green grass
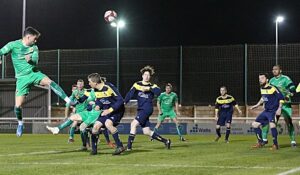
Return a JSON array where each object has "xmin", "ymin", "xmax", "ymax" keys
[{"xmin": 0, "ymin": 134, "xmax": 299, "ymax": 175}]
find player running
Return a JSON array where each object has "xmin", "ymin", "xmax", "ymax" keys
[
  {"xmin": 125, "ymin": 66, "xmax": 171, "ymax": 151},
  {"xmin": 81, "ymin": 73, "xmax": 125, "ymax": 155},
  {"xmin": 65, "ymin": 80, "xmax": 115, "ymax": 149}
]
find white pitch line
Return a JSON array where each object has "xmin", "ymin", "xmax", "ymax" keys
[
  {"xmin": 277, "ymin": 167, "xmax": 300, "ymax": 175},
  {"xmin": 0, "ymin": 162, "xmax": 293, "ymax": 170},
  {"xmin": 0, "ymin": 150, "xmax": 77, "ymax": 157}
]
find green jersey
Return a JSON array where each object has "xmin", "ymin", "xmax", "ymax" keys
[
  {"xmin": 158, "ymin": 92, "xmax": 178, "ymax": 111},
  {"xmin": 67, "ymin": 88, "xmax": 87, "ymax": 113},
  {"xmin": 0, "ymin": 40, "xmax": 39, "ymax": 78},
  {"xmin": 269, "ymin": 74, "xmax": 295, "ymax": 103}
]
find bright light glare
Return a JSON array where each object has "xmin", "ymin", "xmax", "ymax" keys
[
  {"xmin": 276, "ymin": 16, "xmax": 284, "ymax": 23},
  {"xmin": 118, "ymin": 20, "xmax": 125, "ymax": 28}
]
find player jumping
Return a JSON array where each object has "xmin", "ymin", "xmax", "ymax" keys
[{"xmin": 0, "ymin": 27, "xmax": 76, "ymax": 137}]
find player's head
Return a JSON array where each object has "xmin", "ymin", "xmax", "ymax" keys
[
  {"xmin": 220, "ymin": 86, "xmax": 227, "ymax": 96},
  {"xmin": 140, "ymin": 65, "xmax": 155, "ymax": 82},
  {"xmin": 272, "ymin": 65, "xmax": 282, "ymax": 77},
  {"xmin": 76, "ymin": 79, "xmax": 84, "ymax": 90},
  {"xmin": 23, "ymin": 27, "xmax": 41, "ymax": 46},
  {"xmin": 259, "ymin": 73, "xmax": 269, "ymax": 86},
  {"xmin": 165, "ymin": 83, "xmax": 172, "ymax": 93},
  {"xmin": 88, "ymin": 73, "xmax": 102, "ymax": 88}
]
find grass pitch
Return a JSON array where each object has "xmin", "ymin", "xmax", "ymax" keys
[{"xmin": 0, "ymin": 134, "xmax": 299, "ymax": 175}]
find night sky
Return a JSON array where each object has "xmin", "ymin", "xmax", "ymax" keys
[{"xmin": 1, "ymin": 0, "xmax": 300, "ymax": 50}]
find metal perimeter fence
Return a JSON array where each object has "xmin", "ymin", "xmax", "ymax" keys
[{"xmin": 1, "ymin": 44, "xmax": 300, "ymax": 106}]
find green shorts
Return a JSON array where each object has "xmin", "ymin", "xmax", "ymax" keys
[
  {"xmin": 78, "ymin": 110, "xmax": 102, "ymax": 126},
  {"xmin": 16, "ymin": 71, "xmax": 47, "ymax": 96},
  {"xmin": 281, "ymin": 103, "xmax": 292, "ymax": 119},
  {"xmin": 158, "ymin": 110, "xmax": 177, "ymax": 122}
]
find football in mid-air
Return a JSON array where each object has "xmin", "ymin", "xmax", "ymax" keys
[{"xmin": 104, "ymin": 10, "xmax": 117, "ymax": 23}]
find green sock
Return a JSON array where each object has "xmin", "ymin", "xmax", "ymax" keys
[
  {"xmin": 69, "ymin": 127, "xmax": 76, "ymax": 139},
  {"xmin": 14, "ymin": 106, "xmax": 22, "ymax": 121},
  {"xmin": 288, "ymin": 123, "xmax": 296, "ymax": 142},
  {"xmin": 261, "ymin": 124, "xmax": 269, "ymax": 141},
  {"xmin": 58, "ymin": 119, "xmax": 73, "ymax": 130},
  {"xmin": 176, "ymin": 125, "xmax": 183, "ymax": 138},
  {"xmin": 50, "ymin": 81, "xmax": 69, "ymax": 102}
]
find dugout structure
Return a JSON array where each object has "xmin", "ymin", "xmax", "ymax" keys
[{"xmin": 0, "ymin": 79, "xmax": 51, "ymax": 122}]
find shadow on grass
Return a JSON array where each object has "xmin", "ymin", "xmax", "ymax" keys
[
  {"xmin": 122, "ymin": 149, "xmax": 153, "ymax": 155},
  {"xmin": 278, "ymin": 144, "xmax": 294, "ymax": 149}
]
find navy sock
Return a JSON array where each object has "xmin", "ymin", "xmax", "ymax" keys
[
  {"xmin": 225, "ymin": 127, "xmax": 231, "ymax": 140},
  {"xmin": 103, "ymin": 129, "xmax": 110, "ymax": 143},
  {"xmin": 151, "ymin": 132, "xmax": 167, "ymax": 143},
  {"xmin": 81, "ymin": 130, "xmax": 87, "ymax": 147},
  {"xmin": 91, "ymin": 134, "xmax": 99, "ymax": 152},
  {"xmin": 254, "ymin": 128, "xmax": 263, "ymax": 143},
  {"xmin": 86, "ymin": 132, "xmax": 90, "ymax": 146},
  {"xmin": 127, "ymin": 134, "xmax": 135, "ymax": 149},
  {"xmin": 216, "ymin": 128, "xmax": 221, "ymax": 137},
  {"xmin": 112, "ymin": 130, "xmax": 123, "ymax": 147},
  {"xmin": 271, "ymin": 128, "xmax": 278, "ymax": 145}
]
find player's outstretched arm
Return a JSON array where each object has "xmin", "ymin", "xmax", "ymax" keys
[
  {"xmin": 124, "ymin": 84, "xmax": 136, "ymax": 104},
  {"xmin": 0, "ymin": 42, "xmax": 13, "ymax": 64}
]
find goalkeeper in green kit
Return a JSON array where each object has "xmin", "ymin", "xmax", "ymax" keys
[
  {"xmin": 0, "ymin": 27, "xmax": 76, "ymax": 137},
  {"xmin": 154, "ymin": 83, "xmax": 186, "ymax": 141},
  {"xmin": 262, "ymin": 65, "xmax": 297, "ymax": 147}
]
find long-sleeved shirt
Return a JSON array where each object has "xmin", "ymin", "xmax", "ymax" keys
[
  {"xmin": 125, "ymin": 81, "xmax": 161, "ymax": 112},
  {"xmin": 79, "ymin": 82, "xmax": 124, "ymax": 114},
  {"xmin": 0, "ymin": 40, "xmax": 39, "ymax": 78}
]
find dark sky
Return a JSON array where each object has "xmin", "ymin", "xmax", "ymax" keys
[{"xmin": 1, "ymin": 0, "xmax": 300, "ymax": 50}]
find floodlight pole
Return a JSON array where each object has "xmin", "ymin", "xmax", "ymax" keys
[
  {"xmin": 116, "ymin": 26, "xmax": 120, "ymax": 89},
  {"xmin": 22, "ymin": 0, "xmax": 26, "ymax": 34},
  {"xmin": 275, "ymin": 21, "xmax": 279, "ymax": 65}
]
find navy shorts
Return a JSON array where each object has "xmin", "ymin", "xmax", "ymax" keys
[
  {"xmin": 98, "ymin": 110, "xmax": 124, "ymax": 127},
  {"xmin": 217, "ymin": 112, "xmax": 233, "ymax": 126},
  {"xmin": 135, "ymin": 110, "xmax": 153, "ymax": 128},
  {"xmin": 255, "ymin": 111, "xmax": 276, "ymax": 126}
]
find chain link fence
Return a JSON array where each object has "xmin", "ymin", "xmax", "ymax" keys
[{"xmin": 1, "ymin": 44, "xmax": 300, "ymax": 106}]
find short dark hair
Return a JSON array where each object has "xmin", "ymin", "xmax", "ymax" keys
[
  {"xmin": 77, "ymin": 79, "xmax": 84, "ymax": 83},
  {"xmin": 23, "ymin": 27, "xmax": 41, "ymax": 37},
  {"xmin": 259, "ymin": 73, "xmax": 269, "ymax": 79},
  {"xmin": 140, "ymin": 65, "xmax": 155, "ymax": 75},
  {"xmin": 220, "ymin": 86, "xmax": 227, "ymax": 91},
  {"xmin": 166, "ymin": 83, "xmax": 173, "ymax": 89},
  {"xmin": 273, "ymin": 64, "xmax": 282, "ymax": 70},
  {"xmin": 88, "ymin": 73, "xmax": 102, "ymax": 83}
]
